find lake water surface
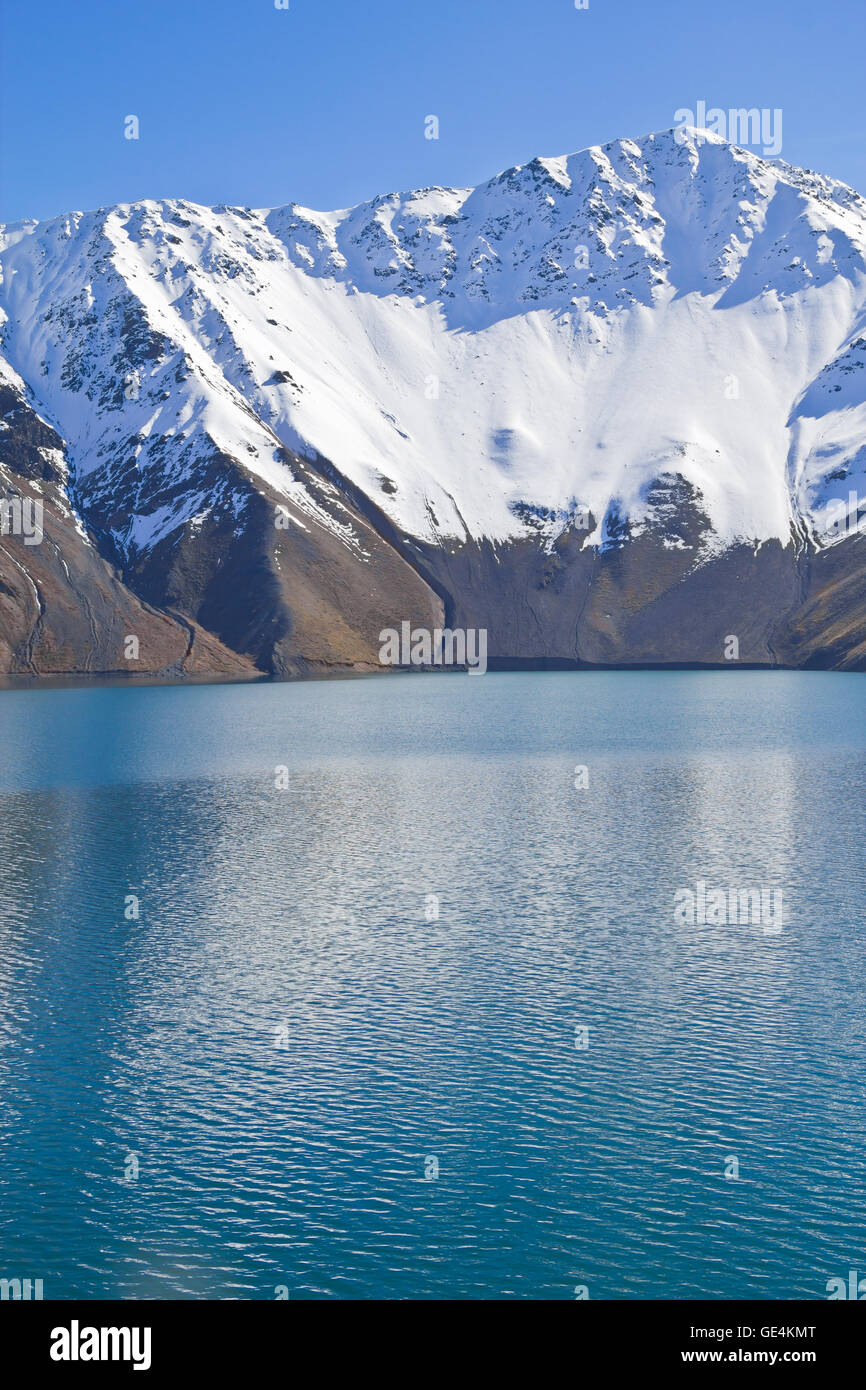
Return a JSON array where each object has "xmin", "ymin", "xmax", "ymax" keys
[{"xmin": 0, "ymin": 670, "xmax": 865, "ymax": 1299}]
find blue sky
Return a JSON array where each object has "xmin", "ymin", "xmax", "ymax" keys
[{"xmin": 1, "ymin": 0, "xmax": 864, "ymax": 223}]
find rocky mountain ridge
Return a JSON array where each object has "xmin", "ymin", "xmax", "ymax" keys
[{"xmin": 1, "ymin": 127, "xmax": 865, "ymax": 678}]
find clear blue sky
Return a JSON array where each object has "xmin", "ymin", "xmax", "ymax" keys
[{"xmin": 1, "ymin": 0, "xmax": 864, "ymax": 223}]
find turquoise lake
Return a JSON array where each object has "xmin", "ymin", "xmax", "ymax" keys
[{"xmin": 0, "ymin": 670, "xmax": 864, "ymax": 1299}]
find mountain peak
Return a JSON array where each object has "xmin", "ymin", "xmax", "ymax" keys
[
  {"xmin": 1, "ymin": 130, "xmax": 865, "ymax": 558},
  {"xmin": 1, "ymin": 132, "xmax": 866, "ymax": 676}
]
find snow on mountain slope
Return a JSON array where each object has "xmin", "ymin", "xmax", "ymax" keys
[
  {"xmin": 0, "ymin": 353, "xmax": 255, "ymax": 677},
  {"xmin": 2, "ymin": 127, "xmax": 865, "ymax": 576}
]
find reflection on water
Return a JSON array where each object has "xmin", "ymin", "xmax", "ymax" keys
[{"xmin": 0, "ymin": 671, "xmax": 865, "ymax": 1298}]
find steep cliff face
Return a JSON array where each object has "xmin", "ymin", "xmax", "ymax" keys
[
  {"xmin": 0, "ymin": 358, "xmax": 442, "ymax": 679},
  {"xmin": 1, "ymin": 127, "xmax": 865, "ymax": 678},
  {"xmin": 0, "ymin": 360, "xmax": 258, "ymax": 678}
]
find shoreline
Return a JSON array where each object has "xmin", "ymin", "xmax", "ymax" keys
[{"xmin": 0, "ymin": 658, "xmax": 862, "ymax": 695}]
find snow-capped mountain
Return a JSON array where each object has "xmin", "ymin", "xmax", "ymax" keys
[
  {"xmin": 0, "ymin": 356, "xmax": 253, "ymax": 678},
  {"xmin": 1, "ymin": 126, "xmax": 866, "ymax": 677}
]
